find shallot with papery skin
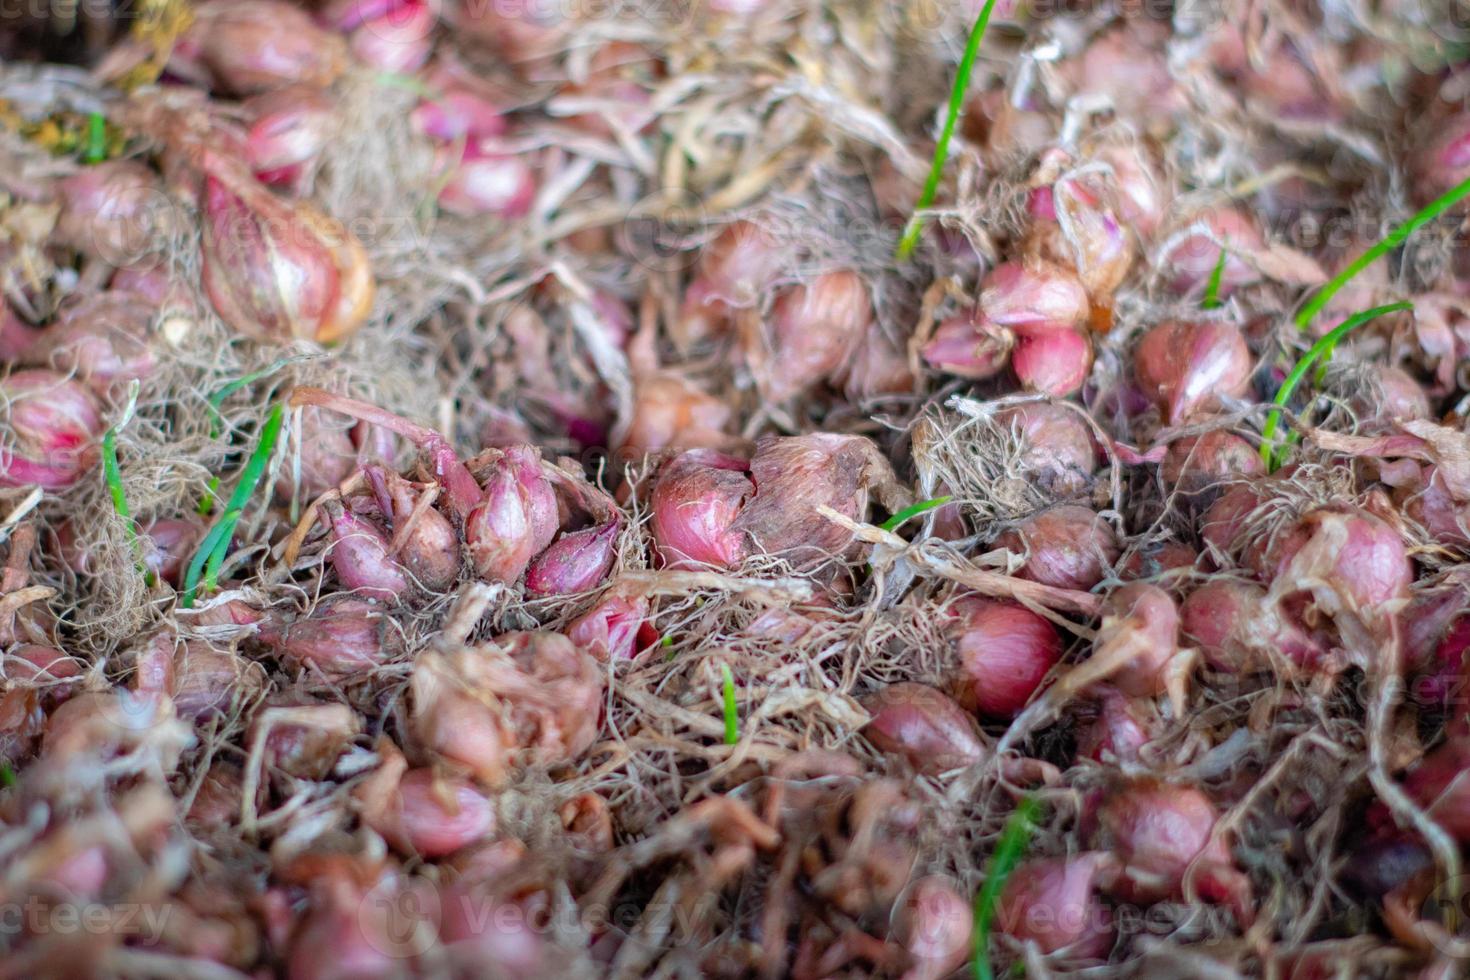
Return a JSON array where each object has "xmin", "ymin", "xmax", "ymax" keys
[
  {"xmin": 1158, "ymin": 208, "xmax": 1264, "ymax": 297},
  {"xmin": 1267, "ymin": 505, "xmax": 1412, "ymax": 620},
  {"xmin": 980, "ymin": 260, "xmax": 1090, "ymax": 327},
  {"xmin": 168, "ymin": 643, "xmax": 267, "ymax": 721},
  {"xmin": 344, "ymin": 0, "xmax": 436, "ymax": 73},
  {"xmin": 1161, "ymin": 430, "xmax": 1265, "ymax": 496},
  {"xmin": 189, "ymin": 1, "xmax": 347, "ymax": 95},
  {"xmin": 1093, "ymin": 583, "xmax": 1183, "ymax": 700},
  {"xmin": 1011, "ymin": 322, "xmax": 1092, "ymax": 397},
  {"xmin": 567, "ymin": 589, "xmax": 650, "ymax": 661},
  {"xmin": 1033, "ymin": 170, "xmax": 1136, "ymax": 298},
  {"xmin": 320, "ymin": 499, "xmax": 410, "ymax": 601},
  {"xmin": 465, "ymin": 445, "xmax": 560, "ymax": 584},
  {"xmin": 524, "ymin": 521, "xmax": 619, "ymax": 597},
  {"xmin": 262, "ymin": 597, "xmax": 398, "ymax": 675},
  {"xmin": 949, "ymin": 596, "xmax": 1061, "ymax": 718},
  {"xmin": 675, "ymin": 220, "xmax": 786, "ymax": 346},
  {"xmin": 861, "ymin": 682, "xmax": 986, "ymax": 774},
  {"xmin": 1134, "ymin": 321, "xmax": 1252, "ymax": 425},
  {"xmin": 412, "ymin": 630, "xmax": 602, "ymax": 784},
  {"xmin": 898, "ymin": 878, "xmax": 973, "ymax": 980},
  {"xmin": 1414, "ymin": 113, "xmax": 1470, "ymax": 202},
  {"xmin": 995, "ymin": 402, "xmax": 1097, "ymax": 496},
  {"xmin": 1400, "ymin": 736, "xmax": 1470, "ymax": 842},
  {"xmin": 752, "ymin": 270, "xmax": 872, "ymax": 400},
  {"xmin": 359, "ymin": 760, "xmax": 495, "ymax": 858},
  {"xmin": 54, "ymin": 160, "xmax": 167, "ymax": 264},
  {"xmin": 921, "ymin": 313, "xmax": 1011, "ymax": 379},
  {"xmin": 0, "ymin": 370, "xmax": 103, "ymax": 490},
  {"xmin": 365, "ymin": 466, "xmax": 461, "ymax": 592},
  {"xmin": 200, "ymin": 153, "xmax": 374, "ymax": 344},
  {"xmin": 1076, "ymin": 686, "xmax": 1159, "ymax": 763},
  {"xmin": 650, "ymin": 449, "xmax": 752, "ymax": 569},
  {"xmin": 411, "ymin": 63, "xmax": 508, "ymax": 141},
  {"xmin": 27, "ymin": 291, "xmax": 155, "ymax": 391},
  {"xmin": 995, "ymin": 504, "xmax": 1119, "ymax": 591},
  {"xmin": 437, "ymin": 140, "xmax": 536, "ymax": 218},
  {"xmin": 995, "ymin": 853, "xmax": 1118, "ymax": 957},
  {"xmin": 142, "ymin": 519, "xmax": 206, "ymax": 587},
  {"xmin": 618, "ymin": 371, "xmax": 733, "ymax": 456},
  {"xmin": 1094, "ymin": 778, "xmax": 1254, "ymax": 923},
  {"xmin": 243, "ymin": 85, "xmax": 336, "ymax": 189}
]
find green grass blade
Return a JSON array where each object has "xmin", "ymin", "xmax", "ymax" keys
[
  {"xmin": 100, "ymin": 382, "xmax": 151, "ymax": 584},
  {"xmin": 721, "ymin": 663, "xmax": 739, "ymax": 745},
  {"xmin": 83, "ymin": 112, "xmax": 106, "ymax": 164},
  {"xmin": 973, "ymin": 795, "xmax": 1041, "ymax": 980},
  {"xmin": 879, "ymin": 495, "xmax": 953, "ymax": 532},
  {"xmin": 181, "ymin": 403, "xmax": 285, "ymax": 607},
  {"xmin": 0, "ymin": 762, "xmax": 15, "ymax": 788},
  {"xmin": 206, "ymin": 357, "xmax": 297, "ymax": 438},
  {"xmin": 1201, "ymin": 247, "xmax": 1228, "ymax": 310},
  {"xmin": 1260, "ymin": 301, "xmax": 1412, "ymax": 469},
  {"xmin": 1294, "ymin": 176, "xmax": 1470, "ymax": 331},
  {"xmin": 895, "ymin": 0, "xmax": 1000, "ymax": 260}
]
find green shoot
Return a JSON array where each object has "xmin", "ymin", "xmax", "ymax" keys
[
  {"xmin": 1201, "ymin": 247, "xmax": 1228, "ymax": 309},
  {"xmin": 879, "ymin": 495, "xmax": 954, "ymax": 532},
  {"xmin": 973, "ymin": 795, "xmax": 1041, "ymax": 980},
  {"xmin": 1293, "ymin": 175, "xmax": 1470, "ymax": 332},
  {"xmin": 206, "ymin": 357, "xmax": 297, "ymax": 438},
  {"xmin": 1260, "ymin": 301, "xmax": 1412, "ymax": 469},
  {"xmin": 181, "ymin": 403, "xmax": 285, "ymax": 608},
  {"xmin": 100, "ymin": 383, "xmax": 152, "ymax": 585},
  {"xmin": 721, "ymin": 663, "xmax": 739, "ymax": 745},
  {"xmin": 895, "ymin": 0, "xmax": 1000, "ymax": 260},
  {"xmin": 0, "ymin": 762, "xmax": 14, "ymax": 789},
  {"xmin": 83, "ymin": 112, "xmax": 107, "ymax": 164}
]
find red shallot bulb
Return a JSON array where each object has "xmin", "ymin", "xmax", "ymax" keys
[
  {"xmin": 1401, "ymin": 736, "xmax": 1470, "ymax": 842},
  {"xmin": 994, "ymin": 402, "xmax": 1096, "ymax": 496},
  {"xmin": 170, "ymin": 643, "xmax": 266, "ymax": 720},
  {"xmin": 1180, "ymin": 579, "xmax": 1266, "ymax": 673},
  {"xmin": 0, "ymin": 370, "xmax": 103, "ymax": 489},
  {"xmin": 285, "ymin": 862, "xmax": 406, "ymax": 980},
  {"xmin": 1097, "ymin": 143, "xmax": 1164, "ymax": 241},
  {"xmin": 1076, "ymin": 686, "xmax": 1159, "ymax": 763},
  {"xmin": 1094, "ymin": 778, "xmax": 1253, "ymax": 920},
  {"xmin": 980, "ymin": 261, "xmax": 1089, "ymax": 327},
  {"xmin": 30, "ymin": 291, "xmax": 156, "ymax": 391},
  {"xmin": 524, "ymin": 521, "xmax": 619, "ymax": 597},
  {"xmin": 1039, "ymin": 171, "xmax": 1135, "ymax": 298},
  {"xmin": 438, "ymin": 141, "xmax": 536, "ymax": 218},
  {"xmin": 567, "ymin": 589, "xmax": 650, "ymax": 661},
  {"xmin": 1199, "ymin": 482, "xmax": 1262, "ymax": 562},
  {"xmin": 243, "ymin": 85, "xmax": 336, "ymax": 190},
  {"xmin": 55, "ymin": 160, "xmax": 166, "ymax": 264},
  {"xmin": 948, "ymin": 597, "xmax": 1061, "ymax": 718},
  {"xmin": 1159, "ymin": 208, "xmax": 1265, "ymax": 297},
  {"xmin": 190, "ymin": 1, "xmax": 348, "ymax": 95},
  {"xmin": 321, "ymin": 499, "xmax": 410, "ymax": 600},
  {"xmin": 200, "ymin": 154, "xmax": 375, "ymax": 344},
  {"xmin": 1094, "ymin": 583, "xmax": 1180, "ymax": 699},
  {"xmin": 142, "ymin": 519, "xmax": 205, "ymax": 587},
  {"xmin": 465, "ymin": 445, "xmax": 559, "ymax": 584},
  {"xmin": 361, "ymin": 765, "xmax": 495, "ymax": 858},
  {"xmin": 1416, "ymin": 114, "xmax": 1470, "ymax": 203},
  {"xmin": 995, "ymin": 505, "xmax": 1119, "ymax": 591},
  {"xmin": 265, "ymin": 597, "xmax": 398, "ymax": 676},
  {"xmin": 364, "ymin": 466, "xmax": 461, "ymax": 592},
  {"xmin": 1134, "ymin": 321, "xmax": 1252, "ymax": 425},
  {"xmin": 345, "ymin": 0, "xmax": 436, "ymax": 73},
  {"xmin": 995, "ymin": 853, "xmax": 1118, "ymax": 957},
  {"xmin": 1161, "ymin": 430, "xmax": 1265, "ymax": 495},
  {"xmin": 898, "ymin": 878, "xmax": 973, "ymax": 980},
  {"xmin": 1266, "ymin": 505, "xmax": 1412, "ymax": 637},
  {"xmin": 617, "ymin": 371, "xmax": 733, "ymax": 457},
  {"xmin": 753, "ymin": 270, "xmax": 872, "ymax": 400},
  {"xmin": 412, "ymin": 631, "xmax": 602, "ymax": 784},
  {"xmin": 674, "ymin": 220, "xmax": 786, "ymax": 346},
  {"xmin": 861, "ymin": 682, "xmax": 987, "ymax": 774},
  {"xmin": 1357, "ymin": 365, "xmax": 1430, "ymax": 424},
  {"xmin": 921, "ymin": 313, "xmax": 1011, "ymax": 380},
  {"xmin": 1066, "ymin": 22, "xmax": 1183, "ymax": 122},
  {"xmin": 411, "ymin": 66, "xmax": 507, "ymax": 141},
  {"xmin": 650, "ymin": 449, "xmax": 753, "ymax": 569},
  {"xmin": 1011, "ymin": 322, "xmax": 1092, "ymax": 397}
]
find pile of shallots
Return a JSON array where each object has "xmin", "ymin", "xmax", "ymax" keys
[{"xmin": 2, "ymin": 1, "xmax": 1470, "ymax": 978}]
